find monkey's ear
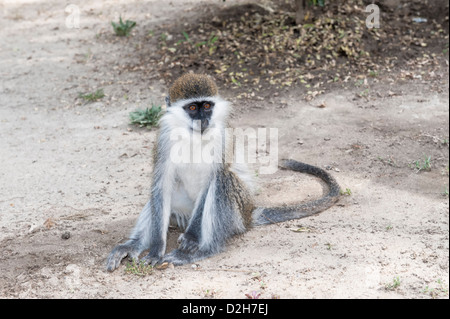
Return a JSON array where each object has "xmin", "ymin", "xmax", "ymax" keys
[{"xmin": 165, "ymin": 96, "xmax": 171, "ymax": 108}]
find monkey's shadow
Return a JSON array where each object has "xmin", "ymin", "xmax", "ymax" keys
[
  {"xmin": 165, "ymin": 226, "xmax": 184, "ymax": 252},
  {"xmin": 142, "ymin": 227, "xmax": 182, "ymax": 258}
]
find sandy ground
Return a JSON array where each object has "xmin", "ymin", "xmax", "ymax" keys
[{"xmin": 0, "ymin": 0, "xmax": 448, "ymax": 299}]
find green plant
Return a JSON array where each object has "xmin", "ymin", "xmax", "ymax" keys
[
  {"xmin": 359, "ymin": 88, "xmax": 370, "ymax": 98},
  {"xmin": 385, "ymin": 277, "xmax": 401, "ymax": 291},
  {"xmin": 308, "ymin": 0, "xmax": 325, "ymax": 6},
  {"xmin": 129, "ymin": 104, "xmax": 163, "ymax": 128},
  {"xmin": 177, "ymin": 31, "xmax": 219, "ymax": 55},
  {"xmin": 160, "ymin": 32, "xmax": 168, "ymax": 44},
  {"xmin": 412, "ymin": 155, "xmax": 432, "ymax": 172},
  {"xmin": 175, "ymin": 31, "xmax": 193, "ymax": 46},
  {"xmin": 111, "ymin": 17, "xmax": 136, "ymax": 36},
  {"xmin": 78, "ymin": 89, "xmax": 105, "ymax": 103},
  {"xmin": 195, "ymin": 32, "xmax": 219, "ymax": 55},
  {"xmin": 340, "ymin": 188, "xmax": 352, "ymax": 196},
  {"xmin": 423, "ymin": 279, "xmax": 449, "ymax": 298},
  {"xmin": 231, "ymin": 76, "xmax": 241, "ymax": 87},
  {"xmin": 124, "ymin": 260, "xmax": 154, "ymax": 277},
  {"xmin": 378, "ymin": 156, "xmax": 397, "ymax": 167}
]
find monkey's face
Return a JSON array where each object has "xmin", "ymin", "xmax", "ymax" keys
[
  {"xmin": 182, "ymin": 101, "xmax": 214, "ymax": 133},
  {"xmin": 164, "ymin": 97, "xmax": 230, "ymax": 134}
]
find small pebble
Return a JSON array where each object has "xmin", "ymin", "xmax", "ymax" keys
[{"xmin": 61, "ymin": 231, "xmax": 71, "ymax": 240}]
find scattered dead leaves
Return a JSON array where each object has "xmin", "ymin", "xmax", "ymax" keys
[{"xmin": 133, "ymin": 0, "xmax": 448, "ymax": 100}]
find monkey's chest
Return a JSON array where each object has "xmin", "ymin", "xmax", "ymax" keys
[
  {"xmin": 174, "ymin": 163, "xmax": 213, "ymax": 200},
  {"xmin": 170, "ymin": 163, "xmax": 214, "ymax": 219}
]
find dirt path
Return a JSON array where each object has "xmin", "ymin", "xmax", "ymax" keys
[{"xmin": 0, "ymin": 0, "xmax": 448, "ymax": 299}]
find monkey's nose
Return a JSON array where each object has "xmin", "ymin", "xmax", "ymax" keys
[{"xmin": 201, "ymin": 119, "xmax": 209, "ymax": 133}]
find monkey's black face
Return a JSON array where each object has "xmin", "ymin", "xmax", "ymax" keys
[{"xmin": 183, "ymin": 101, "xmax": 215, "ymax": 133}]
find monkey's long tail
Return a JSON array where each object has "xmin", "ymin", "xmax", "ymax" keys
[{"xmin": 252, "ymin": 159, "xmax": 341, "ymax": 226}]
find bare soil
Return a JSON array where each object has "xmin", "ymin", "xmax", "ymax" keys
[{"xmin": 0, "ymin": 0, "xmax": 448, "ymax": 299}]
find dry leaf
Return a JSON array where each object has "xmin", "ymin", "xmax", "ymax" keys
[
  {"xmin": 156, "ymin": 262, "xmax": 170, "ymax": 270},
  {"xmin": 290, "ymin": 226, "xmax": 312, "ymax": 233},
  {"xmin": 317, "ymin": 101, "xmax": 327, "ymax": 108},
  {"xmin": 44, "ymin": 218, "xmax": 56, "ymax": 229}
]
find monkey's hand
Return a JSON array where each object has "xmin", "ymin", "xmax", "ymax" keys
[{"xmin": 106, "ymin": 242, "xmax": 140, "ymax": 272}]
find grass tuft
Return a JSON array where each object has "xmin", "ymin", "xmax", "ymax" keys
[
  {"xmin": 78, "ymin": 89, "xmax": 105, "ymax": 103},
  {"xmin": 124, "ymin": 260, "xmax": 154, "ymax": 277},
  {"xmin": 112, "ymin": 17, "xmax": 136, "ymax": 37},
  {"xmin": 129, "ymin": 104, "xmax": 163, "ymax": 128}
]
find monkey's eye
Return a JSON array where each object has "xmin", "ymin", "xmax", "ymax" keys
[
  {"xmin": 204, "ymin": 103, "xmax": 211, "ymax": 109},
  {"xmin": 189, "ymin": 105, "xmax": 197, "ymax": 111}
]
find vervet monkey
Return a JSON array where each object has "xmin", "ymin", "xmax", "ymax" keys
[{"xmin": 106, "ymin": 74, "xmax": 340, "ymax": 271}]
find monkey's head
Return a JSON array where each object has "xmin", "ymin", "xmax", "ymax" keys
[{"xmin": 164, "ymin": 73, "xmax": 230, "ymax": 133}]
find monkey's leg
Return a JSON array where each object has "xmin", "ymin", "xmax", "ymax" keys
[
  {"xmin": 161, "ymin": 187, "xmax": 213, "ymax": 265},
  {"xmin": 106, "ymin": 201, "xmax": 152, "ymax": 272},
  {"xmin": 162, "ymin": 173, "xmax": 246, "ymax": 266},
  {"xmin": 140, "ymin": 169, "xmax": 173, "ymax": 266}
]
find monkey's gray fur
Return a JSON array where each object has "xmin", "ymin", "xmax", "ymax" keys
[{"xmin": 106, "ymin": 74, "xmax": 340, "ymax": 271}]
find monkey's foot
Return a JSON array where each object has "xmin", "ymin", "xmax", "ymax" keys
[
  {"xmin": 106, "ymin": 242, "xmax": 140, "ymax": 272},
  {"xmin": 177, "ymin": 233, "xmax": 200, "ymax": 254},
  {"xmin": 161, "ymin": 248, "xmax": 216, "ymax": 266},
  {"xmin": 160, "ymin": 249, "xmax": 194, "ymax": 266}
]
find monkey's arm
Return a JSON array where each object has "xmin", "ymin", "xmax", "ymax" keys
[
  {"xmin": 106, "ymin": 163, "xmax": 174, "ymax": 271},
  {"xmin": 106, "ymin": 133, "xmax": 174, "ymax": 271},
  {"xmin": 138, "ymin": 145, "xmax": 175, "ymax": 265}
]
